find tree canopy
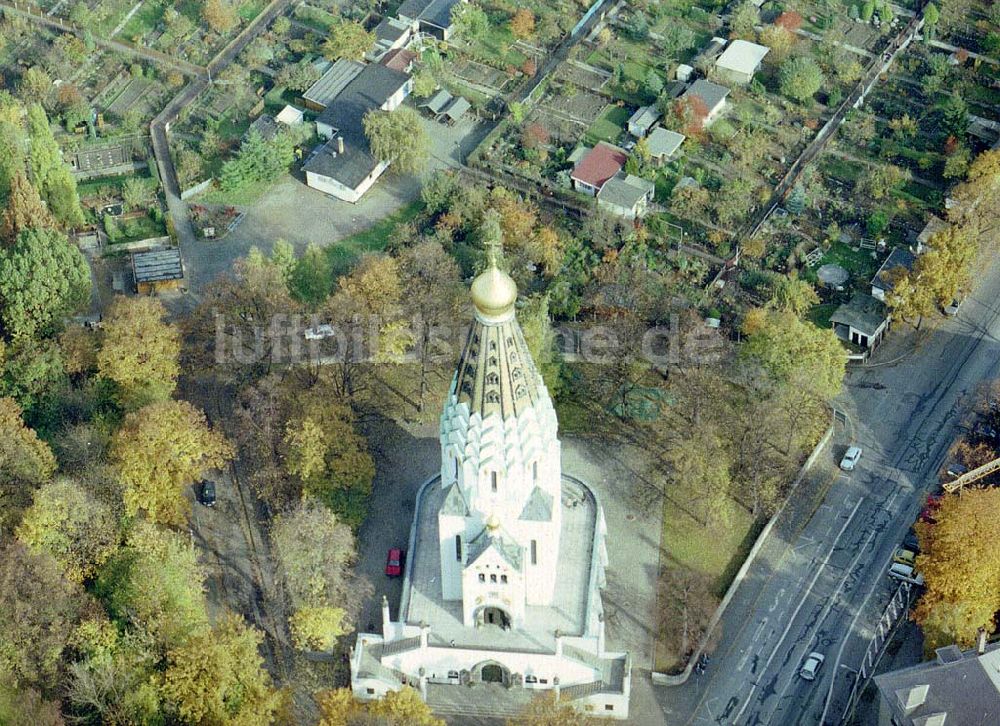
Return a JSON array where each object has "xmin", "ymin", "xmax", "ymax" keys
[
  {"xmin": 321, "ymin": 21, "xmax": 375, "ymax": 61},
  {"xmin": 363, "ymin": 107, "xmax": 430, "ymax": 174},
  {"xmin": 779, "ymin": 57, "xmax": 824, "ymax": 103}
]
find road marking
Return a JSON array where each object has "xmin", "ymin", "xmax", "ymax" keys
[
  {"xmin": 769, "ymin": 588, "xmax": 786, "ymax": 612},
  {"xmin": 794, "ymin": 537, "xmax": 816, "ymax": 552},
  {"xmin": 731, "ymin": 497, "xmax": 866, "ymax": 725},
  {"xmin": 736, "ymin": 619, "xmax": 769, "ymax": 672}
]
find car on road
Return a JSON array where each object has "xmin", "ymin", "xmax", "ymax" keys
[
  {"xmin": 888, "ymin": 562, "xmax": 925, "ymax": 586},
  {"xmin": 839, "ymin": 446, "xmax": 863, "ymax": 471},
  {"xmin": 799, "ymin": 652, "xmax": 825, "ymax": 681},
  {"xmin": 198, "ymin": 479, "xmax": 216, "ymax": 507},
  {"xmin": 385, "ymin": 548, "xmax": 405, "ymax": 577}
]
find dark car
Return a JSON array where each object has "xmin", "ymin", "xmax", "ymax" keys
[
  {"xmin": 903, "ymin": 530, "xmax": 920, "ymax": 554},
  {"xmin": 385, "ymin": 548, "xmax": 405, "ymax": 577},
  {"xmin": 198, "ymin": 479, "xmax": 217, "ymax": 507}
]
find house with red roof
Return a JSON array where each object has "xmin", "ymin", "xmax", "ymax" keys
[{"xmin": 570, "ymin": 142, "xmax": 628, "ymax": 197}]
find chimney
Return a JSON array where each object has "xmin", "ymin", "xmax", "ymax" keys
[
  {"xmin": 978, "ymin": 627, "xmax": 988, "ymax": 655},
  {"xmin": 337, "ymin": 136, "xmax": 345, "ymax": 154}
]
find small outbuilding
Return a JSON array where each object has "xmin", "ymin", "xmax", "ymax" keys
[
  {"xmin": 627, "ymin": 105, "xmax": 661, "ymax": 138},
  {"xmin": 275, "ymin": 105, "xmax": 304, "ymax": 126},
  {"xmin": 597, "ymin": 174, "xmax": 656, "ymax": 219},
  {"xmin": 675, "ymin": 64, "xmax": 694, "ymax": 82},
  {"xmin": 915, "ymin": 214, "xmax": 948, "ymax": 252},
  {"xmin": 132, "ymin": 248, "xmax": 184, "ymax": 294},
  {"xmin": 715, "ymin": 39, "xmax": 769, "ymax": 84},
  {"xmin": 645, "ymin": 127, "xmax": 685, "ymax": 163},
  {"xmin": 441, "ymin": 96, "xmax": 471, "ymax": 124},
  {"xmin": 244, "ymin": 114, "xmax": 279, "ymax": 142},
  {"xmin": 421, "ymin": 89, "xmax": 453, "ymax": 116},
  {"xmin": 831, "ymin": 293, "xmax": 889, "ymax": 352},
  {"xmin": 682, "ymin": 79, "xmax": 730, "ymax": 125},
  {"xmin": 871, "ymin": 247, "xmax": 917, "ymax": 302}
]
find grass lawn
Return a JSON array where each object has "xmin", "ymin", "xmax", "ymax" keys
[
  {"xmin": 120, "ymin": 1, "xmax": 166, "ymax": 40},
  {"xmin": 806, "ymin": 302, "xmax": 839, "ymax": 330},
  {"xmin": 237, "ymin": 0, "xmax": 267, "ymax": 23},
  {"xmin": 817, "ymin": 240, "xmax": 879, "ymax": 281},
  {"xmin": 584, "ymin": 105, "xmax": 629, "ymax": 145},
  {"xmin": 325, "ymin": 200, "xmax": 424, "ymax": 275}
]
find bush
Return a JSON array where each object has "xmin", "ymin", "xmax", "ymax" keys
[{"xmin": 779, "ymin": 57, "xmax": 824, "ymax": 103}]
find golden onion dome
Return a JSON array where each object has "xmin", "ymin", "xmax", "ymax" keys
[{"xmin": 470, "ymin": 263, "xmax": 517, "ymax": 318}]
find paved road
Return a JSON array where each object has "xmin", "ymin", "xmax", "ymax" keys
[{"xmin": 662, "ymin": 256, "xmax": 1000, "ymax": 725}]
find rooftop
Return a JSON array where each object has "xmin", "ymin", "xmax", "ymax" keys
[
  {"xmin": 874, "ymin": 641, "xmax": 1000, "ymax": 726},
  {"xmin": 684, "ymin": 79, "xmax": 731, "ymax": 111},
  {"xmin": 441, "ymin": 96, "xmax": 470, "ymax": 122},
  {"xmin": 374, "ymin": 16, "xmax": 410, "ymax": 43},
  {"xmin": 917, "ymin": 215, "xmax": 948, "ymax": 247},
  {"xmin": 303, "ymin": 58, "xmax": 364, "ymax": 109},
  {"xmin": 830, "ymin": 293, "xmax": 887, "ymax": 337},
  {"xmin": 646, "ymin": 127, "xmax": 685, "ymax": 158},
  {"xmin": 716, "ymin": 39, "xmax": 770, "ymax": 75},
  {"xmin": 132, "ymin": 248, "xmax": 183, "ymax": 284},
  {"xmin": 397, "ymin": 0, "xmax": 460, "ymax": 28},
  {"xmin": 628, "ymin": 105, "xmax": 660, "ymax": 133},
  {"xmin": 245, "ymin": 114, "xmax": 279, "ymax": 142},
  {"xmin": 380, "ymin": 47, "xmax": 418, "ymax": 73},
  {"xmin": 404, "ymin": 476, "xmax": 597, "ymax": 650},
  {"xmin": 571, "ymin": 142, "xmax": 628, "ymax": 189},
  {"xmin": 872, "ymin": 247, "xmax": 918, "ymax": 291},
  {"xmin": 597, "ymin": 174, "xmax": 655, "ymax": 210},
  {"xmin": 422, "ymin": 88, "xmax": 453, "ymax": 115}
]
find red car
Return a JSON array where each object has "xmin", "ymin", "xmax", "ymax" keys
[{"xmin": 385, "ymin": 548, "xmax": 405, "ymax": 577}]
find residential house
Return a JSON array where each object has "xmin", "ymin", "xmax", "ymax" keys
[
  {"xmin": 873, "ymin": 635, "xmax": 1000, "ymax": 726},
  {"xmin": 682, "ymin": 79, "xmax": 730, "ymax": 125},
  {"xmin": 645, "ymin": 127, "xmax": 685, "ymax": 164},
  {"xmin": 569, "ymin": 141, "xmax": 628, "ymax": 196},
  {"xmin": 132, "ymin": 248, "xmax": 184, "ymax": 294},
  {"xmin": 871, "ymin": 247, "xmax": 917, "ymax": 302},
  {"xmin": 830, "ymin": 293, "xmax": 889, "ymax": 352},
  {"xmin": 397, "ymin": 0, "xmax": 464, "ymax": 41},
  {"xmin": 715, "ymin": 39, "xmax": 769, "ymax": 84},
  {"xmin": 627, "ymin": 105, "xmax": 660, "ymax": 138},
  {"xmin": 597, "ymin": 175, "xmax": 656, "ymax": 219},
  {"xmin": 302, "ymin": 58, "xmax": 364, "ymax": 111},
  {"xmin": 304, "ymin": 63, "xmax": 413, "ymax": 203}
]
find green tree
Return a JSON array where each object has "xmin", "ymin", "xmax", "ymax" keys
[
  {"xmin": 322, "ymin": 21, "xmax": 374, "ymax": 61},
  {"xmin": 0, "ymin": 120, "xmax": 25, "ymax": 201},
  {"xmin": 0, "ymin": 543, "xmax": 82, "ymax": 689},
  {"xmin": 269, "ymin": 238, "xmax": 296, "ymax": 288},
  {"xmin": 767, "ymin": 274, "xmax": 819, "ymax": 316},
  {"xmin": 914, "ymin": 488, "xmax": 1000, "ymax": 652},
  {"xmin": 779, "ymin": 57, "xmax": 824, "ymax": 103},
  {"xmin": 0, "ymin": 684, "xmax": 63, "ymax": 726},
  {"xmin": 412, "ymin": 69, "xmax": 438, "ymax": 98},
  {"xmin": 363, "ymin": 107, "xmax": 430, "ymax": 174},
  {"xmin": 275, "ymin": 59, "xmax": 322, "ymax": 92},
  {"xmin": 0, "ymin": 226, "xmax": 90, "ymax": 340},
  {"xmin": 26, "ymin": 104, "xmax": 85, "ymax": 227},
  {"xmin": 162, "ymin": 614, "xmax": 282, "ymax": 725},
  {"xmin": 729, "ymin": 0, "xmax": 760, "ymax": 39},
  {"xmin": 318, "ymin": 687, "xmax": 444, "ymax": 726},
  {"xmin": 0, "ymin": 396, "xmax": 57, "ymax": 532},
  {"xmin": 289, "ymin": 242, "xmax": 333, "ymax": 305},
  {"xmin": 518, "ymin": 294, "xmax": 564, "ymax": 398},
  {"xmin": 0, "ymin": 169, "xmax": 55, "ymax": 244},
  {"xmin": 97, "ymin": 296, "xmax": 180, "ymax": 409},
  {"xmin": 97, "ymin": 521, "xmax": 208, "ymax": 647},
  {"xmin": 0, "ymin": 338, "xmax": 68, "ymax": 416},
  {"xmin": 121, "ymin": 177, "xmax": 155, "ymax": 211},
  {"xmin": 219, "ymin": 129, "xmax": 296, "ymax": 192},
  {"xmin": 451, "ymin": 3, "xmax": 489, "ymax": 42},
  {"xmin": 741, "ymin": 308, "xmax": 846, "ymax": 400},
  {"xmin": 758, "ymin": 24, "xmax": 795, "ymax": 65},
  {"xmin": 111, "ymin": 400, "xmax": 233, "ymax": 525}
]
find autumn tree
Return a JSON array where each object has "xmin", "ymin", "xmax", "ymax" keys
[
  {"xmin": 882, "ymin": 265, "xmax": 934, "ymax": 328},
  {"xmin": 657, "ymin": 568, "xmax": 718, "ymax": 667},
  {"xmin": 950, "ymin": 149, "xmax": 1000, "ymax": 231},
  {"xmin": 111, "ymin": 400, "xmax": 233, "ymax": 525},
  {"xmin": 758, "ymin": 24, "xmax": 796, "ymax": 64},
  {"xmin": 0, "ymin": 543, "xmax": 82, "ymax": 690},
  {"xmin": 363, "ymin": 107, "xmax": 430, "ymax": 174},
  {"xmin": 729, "ymin": 0, "xmax": 760, "ymax": 39},
  {"xmin": 779, "ymin": 57, "xmax": 824, "ymax": 103},
  {"xmin": 740, "ymin": 308, "xmax": 845, "ymax": 401},
  {"xmin": 26, "ymin": 104, "xmax": 84, "ymax": 227},
  {"xmin": 322, "ymin": 21, "xmax": 375, "ymax": 61},
  {"xmin": 668, "ymin": 95, "xmax": 709, "ymax": 137},
  {"xmin": 202, "ymin": 0, "xmax": 238, "ymax": 33},
  {"xmin": 0, "ymin": 396, "xmax": 57, "ymax": 532},
  {"xmin": 507, "ymin": 692, "xmax": 598, "ymax": 725},
  {"xmin": 16, "ymin": 478, "xmax": 119, "ymax": 584},
  {"xmin": 317, "ymin": 687, "xmax": 444, "ymax": 726},
  {"xmin": 0, "ymin": 684, "xmax": 63, "ymax": 726},
  {"xmin": 657, "ymin": 418, "xmax": 734, "ymax": 526},
  {"xmin": 0, "ymin": 169, "xmax": 54, "ymax": 244},
  {"xmin": 98, "ymin": 521, "xmax": 208, "ymax": 648},
  {"xmin": 510, "ymin": 8, "xmax": 535, "ymax": 39},
  {"xmin": 914, "ymin": 488, "xmax": 1000, "ymax": 652},
  {"xmin": 767, "ymin": 273, "xmax": 819, "ymax": 316},
  {"xmin": 0, "ymin": 226, "xmax": 90, "ymax": 340},
  {"xmin": 397, "ymin": 238, "xmax": 463, "ymax": 412},
  {"xmin": 162, "ymin": 613, "xmax": 282, "ymax": 725},
  {"xmin": 98, "ymin": 296, "xmax": 180, "ymax": 409}
]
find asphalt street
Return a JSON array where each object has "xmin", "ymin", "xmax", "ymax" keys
[{"xmin": 663, "ymin": 253, "xmax": 1000, "ymax": 726}]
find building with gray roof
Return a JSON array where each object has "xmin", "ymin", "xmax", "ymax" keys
[
  {"xmin": 682, "ymin": 79, "xmax": 731, "ymax": 125},
  {"xmin": 397, "ymin": 0, "xmax": 462, "ymax": 40},
  {"xmin": 645, "ymin": 127, "xmax": 685, "ymax": 162},
  {"xmin": 302, "ymin": 58, "xmax": 364, "ymax": 110},
  {"xmin": 597, "ymin": 174, "xmax": 655, "ymax": 219}
]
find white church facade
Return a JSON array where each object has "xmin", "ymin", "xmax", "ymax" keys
[{"xmin": 349, "ymin": 253, "xmax": 631, "ymax": 719}]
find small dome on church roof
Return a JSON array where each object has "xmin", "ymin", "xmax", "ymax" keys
[{"xmin": 470, "ymin": 265, "xmax": 517, "ymax": 318}]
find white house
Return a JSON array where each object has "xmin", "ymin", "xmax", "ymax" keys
[
  {"xmin": 715, "ymin": 39, "xmax": 769, "ymax": 84},
  {"xmin": 350, "ymin": 255, "xmax": 631, "ymax": 720}
]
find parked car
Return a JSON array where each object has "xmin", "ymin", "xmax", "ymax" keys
[
  {"xmin": 973, "ymin": 421, "xmax": 999, "ymax": 442},
  {"xmin": 893, "ymin": 548, "xmax": 917, "ymax": 567},
  {"xmin": 799, "ymin": 652, "xmax": 826, "ymax": 681},
  {"xmin": 385, "ymin": 548, "xmax": 405, "ymax": 577},
  {"xmin": 902, "ymin": 530, "xmax": 920, "ymax": 554},
  {"xmin": 198, "ymin": 479, "xmax": 216, "ymax": 507},
  {"xmin": 943, "ymin": 297, "xmax": 963, "ymax": 316},
  {"xmin": 888, "ymin": 562, "xmax": 925, "ymax": 586},
  {"xmin": 839, "ymin": 446, "xmax": 863, "ymax": 471},
  {"xmin": 944, "ymin": 461, "xmax": 968, "ymax": 479}
]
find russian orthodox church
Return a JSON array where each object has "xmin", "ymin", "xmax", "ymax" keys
[{"xmin": 349, "ymin": 249, "xmax": 630, "ymax": 720}]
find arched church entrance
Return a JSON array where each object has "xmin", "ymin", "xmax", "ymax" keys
[
  {"xmin": 471, "ymin": 660, "xmax": 510, "ymax": 686},
  {"xmin": 475, "ymin": 605, "xmax": 511, "ymax": 630}
]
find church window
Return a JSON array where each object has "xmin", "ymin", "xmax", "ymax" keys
[
  {"xmin": 490, "ymin": 574, "xmax": 497, "ymax": 583},
  {"xmin": 486, "ymin": 372, "xmax": 499, "ymax": 385},
  {"xmin": 530, "ymin": 540, "xmax": 537, "ymax": 565},
  {"xmin": 532, "ymin": 460, "xmax": 538, "ymax": 482},
  {"xmin": 515, "ymin": 384, "xmax": 527, "ymax": 398},
  {"xmin": 539, "ymin": 678, "xmax": 548, "ymax": 684},
  {"xmin": 509, "ymin": 350, "xmax": 518, "ymax": 362},
  {"xmin": 479, "ymin": 573, "xmax": 485, "ymax": 582},
  {"xmin": 455, "ymin": 535, "xmax": 462, "ymax": 561},
  {"xmin": 453, "ymin": 456, "xmax": 459, "ymax": 479},
  {"xmin": 367, "ymin": 688, "xmax": 375, "ymax": 695},
  {"xmin": 506, "ymin": 337, "xmax": 514, "ymax": 347},
  {"xmin": 486, "ymin": 391, "xmax": 500, "ymax": 404},
  {"xmin": 489, "ymin": 356, "xmax": 498, "ymax": 367},
  {"xmin": 491, "ymin": 471, "xmax": 498, "ymax": 492},
  {"xmin": 501, "ymin": 574, "xmax": 508, "ymax": 584},
  {"xmin": 489, "ymin": 340, "xmax": 497, "ymax": 351},
  {"xmin": 525, "ymin": 675, "xmax": 537, "ymax": 684},
  {"xmin": 605, "ymin": 705, "xmax": 615, "ymax": 711},
  {"xmin": 511, "ymin": 368, "xmax": 523, "ymax": 380}
]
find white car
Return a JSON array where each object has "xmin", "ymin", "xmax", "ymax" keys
[
  {"xmin": 799, "ymin": 652, "xmax": 825, "ymax": 681},
  {"xmin": 840, "ymin": 446, "xmax": 862, "ymax": 471}
]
